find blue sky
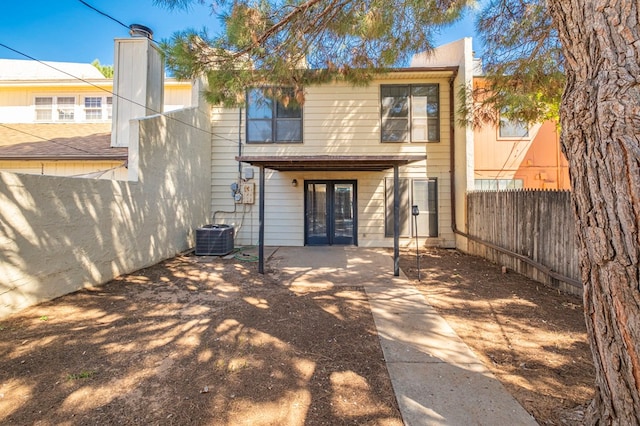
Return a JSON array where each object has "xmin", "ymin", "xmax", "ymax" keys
[{"xmin": 0, "ymin": 0, "xmax": 481, "ymax": 66}]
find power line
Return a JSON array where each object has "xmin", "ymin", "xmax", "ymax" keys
[
  {"xmin": 75, "ymin": 1, "xmax": 166, "ymax": 50},
  {"xmin": 77, "ymin": 0, "xmax": 130, "ymax": 31},
  {"xmin": 0, "ymin": 123, "xmax": 97, "ymax": 156},
  {"xmin": 0, "ymin": 42, "xmax": 241, "ymax": 147},
  {"xmin": 72, "ymin": 2, "xmax": 244, "ymax": 146},
  {"xmin": 69, "ymin": 162, "xmax": 127, "ymax": 179},
  {"xmin": 76, "ymin": 0, "xmax": 162, "ymax": 47}
]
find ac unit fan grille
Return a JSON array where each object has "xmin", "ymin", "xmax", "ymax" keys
[{"xmin": 195, "ymin": 225, "xmax": 234, "ymax": 256}]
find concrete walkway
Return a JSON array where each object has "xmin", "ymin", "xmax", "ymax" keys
[{"xmin": 268, "ymin": 246, "xmax": 538, "ymax": 426}]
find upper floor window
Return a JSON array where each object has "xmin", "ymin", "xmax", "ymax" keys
[
  {"xmin": 247, "ymin": 87, "xmax": 302, "ymax": 143},
  {"xmin": 84, "ymin": 96, "xmax": 113, "ymax": 121},
  {"xmin": 498, "ymin": 110, "xmax": 529, "ymax": 138},
  {"xmin": 106, "ymin": 97, "xmax": 113, "ymax": 119},
  {"xmin": 35, "ymin": 97, "xmax": 53, "ymax": 121},
  {"xmin": 84, "ymin": 97, "xmax": 103, "ymax": 120},
  {"xmin": 35, "ymin": 96, "xmax": 75, "ymax": 122},
  {"xmin": 381, "ymin": 84, "xmax": 440, "ymax": 143},
  {"xmin": 34, "ymin": 95, "xmax": 112, "ymax": 122},
  {"xmin": 57, "ymin": 97, "xmax": 75, "ymax": 121}
]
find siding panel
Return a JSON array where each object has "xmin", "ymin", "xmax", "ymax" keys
[{"xmin": 211, "ymin": 76, "xmax": 456, "ymax": 247}]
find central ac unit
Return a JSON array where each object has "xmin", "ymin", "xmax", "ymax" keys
[{"xmin": 195, "ymin": 224, "xmax": 234, "ymax": 256}]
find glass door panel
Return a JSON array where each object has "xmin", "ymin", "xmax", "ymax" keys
[
  {"xmin": 306, "ymin": 183, "xmax": 328, "ymax": 245},
  {"xmin": 333, "ymin": 183, "xmax": 354, "ymax": 244},
  {"xmin": 305, "ymin": 181, "xmax": 356, "ymax": 246}
]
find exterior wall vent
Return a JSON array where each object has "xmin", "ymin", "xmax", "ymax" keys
[
  {"xmin": 129, "ymin": 24, "xmax": 153, "ymax": 40},
  {"xmin": 195, "ymin": 225, "xmax": 235, "ymax": 256}
]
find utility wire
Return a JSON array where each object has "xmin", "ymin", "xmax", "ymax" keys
[
  {"xmin": 73, "ymin": 2, "xmax": 244, "ymax": 147},
  {"xmin": 69, "ymin": 162, "xmax": 127, "ymax": 179},
  {"xmin": 0, "ymin": 123, "xmax": 97, "ymax": 156},
  {"xmin": 0, "ymin": 42, "xmax": 241, "ymax": 147},
  {"xmin": 77, "ymin": 0, "xmax": 130, "ymax": 31},
  {"xmin": 76, "ymin": 0, "xmax": 164, "ymax": 48}
]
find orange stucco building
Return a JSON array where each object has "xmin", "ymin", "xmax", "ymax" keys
[{"xmin": 473, "ymin": 79, "xmax": 570, "ymax": 190}]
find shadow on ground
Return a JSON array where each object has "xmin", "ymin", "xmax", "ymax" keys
[
  {"xmin": 0, "ymin": 255, "xmax": 402, "ymax": 425},
  {"xmin": 399, "ymin": 247, "xmax": 594, "ymax": 425}
]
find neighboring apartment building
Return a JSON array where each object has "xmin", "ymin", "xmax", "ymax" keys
[
  {"xmin": 210, "ymin": 39, "xmax": 475, "ymax": 249},
  {"xmin": 0, "ymin": 58, "xmax": 192, "ymax": 179},
  {"xmin": 472, "ymin": 77, "xmax": 570, "ymax": 190}
]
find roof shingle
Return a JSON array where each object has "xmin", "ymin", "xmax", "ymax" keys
[{"xmin": 0, "ymin": 123, "xmax": 127, "ymax": 160}]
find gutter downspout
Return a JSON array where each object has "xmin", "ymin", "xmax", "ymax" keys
[
  {"xmin": 449, "ymin": 75, "xmax": 580, "ymax": 290},
  {"xmin": 449, "ymin": 70, "xmax": 465, "ymax": 239},
  {"xmin": 238, "ymin": 107, "xmax": 243, "ymax": 177}
]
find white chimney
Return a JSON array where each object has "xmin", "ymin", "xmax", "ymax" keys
[{"xmin": 111, "ymin": 33, "xmax": 164, "ymax": 148}]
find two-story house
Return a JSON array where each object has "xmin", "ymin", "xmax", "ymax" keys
[
  {"xmin": 0, "ymin": 57, "xmax": 192, "ymax": 179},
  {"xmin": 209, "ymin": 39, "xmax": 475, "ymax": 252}
]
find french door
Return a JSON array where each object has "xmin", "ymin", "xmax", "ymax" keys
[{"xmin": 305, "ymin": 180, "xmax": 357, "ymax": 246}]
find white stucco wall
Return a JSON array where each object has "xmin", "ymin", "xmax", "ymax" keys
[{"xmin": 0, "ymin": 106, "xmax": 212, "ymax": 319}]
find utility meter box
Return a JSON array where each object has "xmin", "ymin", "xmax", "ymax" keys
[{"xmin": 241, "ymin": 183, "xmax": 255, "ymax": 204}]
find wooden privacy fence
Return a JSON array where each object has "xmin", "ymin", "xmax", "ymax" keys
[{"xmin": 466, "ymin": 190, "xmax": 582, "ymax": 296}]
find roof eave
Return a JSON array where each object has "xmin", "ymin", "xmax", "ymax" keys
[{"xmin": 236, "ymin": 154, "xmax": 427, "ymax": 172}]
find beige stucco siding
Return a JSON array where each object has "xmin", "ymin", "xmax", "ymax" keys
[
  {"xmin": 0, "ymin": 106, "xmax": 212, "ymax": 319},
  {"xmin": 211, "ymin": 77, "xmax": 456, "ymax": 248}
]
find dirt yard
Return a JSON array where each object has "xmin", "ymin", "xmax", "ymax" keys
[
  {"xmin": 399, "ymin": 248, "xmax": 594, "ymax": 425},
  {"xmin": 0, "ymin": 248, "xmax": 594, "ymax": 425}
]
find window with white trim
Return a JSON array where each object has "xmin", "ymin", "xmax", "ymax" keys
[
  {"xmin": 34, "ymin": 95, "xmax": 113, "ymax": 122},
  {"xmin": 34, "ymin": 96, "xmax": 76, "ymax": 122},
  {"xmin": 56, "ymin": 97, "xmax": 75, "ymax": 121},
  {"xmin": 381, "ymin": 84, "xmax": 440, "ymax": 143},
  {"xmin": 474, "ymin": 179, "xmax": 524, "ymax": 190},
  {"xmin": 35, "ymin": 97, "xmax": 53, "ymax": 121},
  {"xmin": 84, "ymin": 96, "xmax": 102, "ymax": 120},
  {"xmin": 106, "ymin": 97, "xmax": 113, "ymax": 119}
]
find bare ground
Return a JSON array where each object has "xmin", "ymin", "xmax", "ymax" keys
[
  {"xmin": 399, "ymin": 248, "xmax": 595, "ymax": 425},
  {"xmin": 0, "ymin": 248, "xmax": 594, "ymax": 425}
]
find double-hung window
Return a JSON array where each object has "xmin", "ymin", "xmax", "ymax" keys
[
  {"xmin": 106, "ymin": 97, "xmax": 113, "ymax": 119},
  {"xmin": 247, "ymin": 88, "xmax": 302, "ymax": 143},
  {"xmin": 84, "ymin": 97, "xmax": 103, "ymax": 120},
  {"xmin": 57, "ymin": 97, "xmax": 75, "ymax": 121},
  {"xmin": 35, "ymin": 97, "xmax": 53, "ymax": 121},
  {"xmin": 381, "ymin": 84, "xmax": 440, "ymax": 143},
  {"xmin": 35, "ymin": 96, "xmax": 75, "ymax": 122}
]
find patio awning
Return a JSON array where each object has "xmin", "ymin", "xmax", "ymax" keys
[
  {"xmin": 236, "ymin": 155, "xmax": 426, "ymax": 172},
  {"xmin": 242, "ymin": 154, "xmax": 426, "ymax": 277}
]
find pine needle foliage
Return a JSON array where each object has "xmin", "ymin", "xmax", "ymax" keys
[
  {"xmin": 461, "ymin": 0, "xmax": 564, "ymax": 127},
  {"xmin": 155, "ymin": 0, "xmax": 474, "ymax": 106}
]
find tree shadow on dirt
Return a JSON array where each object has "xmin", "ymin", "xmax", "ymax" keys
[
  {"xmin": 0, "ymin": 255, "xmax": 402, "ymax": 425},
  {"xmin": 399, "ymin": 247, "xmax": 594, "ymax": 425}
]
